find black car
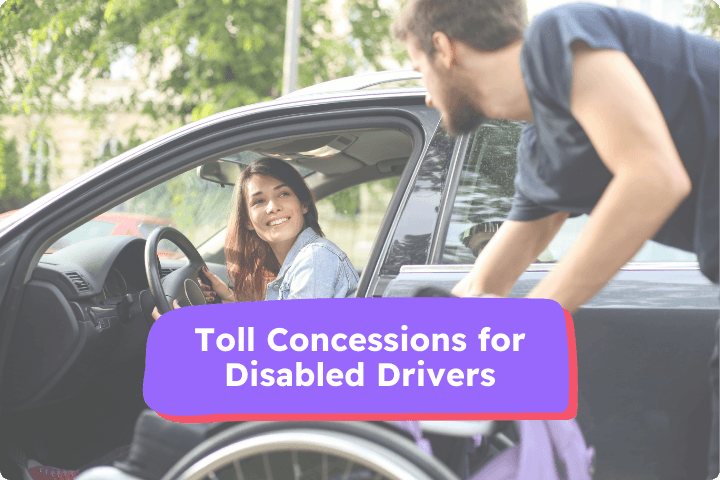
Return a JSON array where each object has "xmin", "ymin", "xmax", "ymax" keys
[{"xmin": 0, "ymin": 70, "xmax": 716, "ymax": 480}]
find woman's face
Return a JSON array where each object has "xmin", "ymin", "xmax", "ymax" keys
[{"xmin": 245, "ymin": 174, "xmax": 308, "ymax": 255}]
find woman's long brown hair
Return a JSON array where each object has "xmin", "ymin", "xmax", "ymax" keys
[{"xmin": 225, "ymin": 157, "xmax": 323, "ymax": 302}]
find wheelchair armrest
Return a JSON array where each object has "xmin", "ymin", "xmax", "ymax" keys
[{"xmin": 418, "ymin": 421, "xmax": 496, "ymax": 437}]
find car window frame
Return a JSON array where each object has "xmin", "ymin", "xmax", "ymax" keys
[
  {"xmin": 428, "ymin": 133, "xmax": 471, "ymax": 264},
  {"xmin": 428, "ymin": 123, "xmax": 702, "ymax": 273},
  {"xmin": 369, "ymin": 116, "xmax": 458, "ymax": 296}
]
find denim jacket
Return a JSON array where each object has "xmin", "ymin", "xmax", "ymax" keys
[{"xmin": 264, "ymin": 227, "xmax": 359, "ymax": 300}]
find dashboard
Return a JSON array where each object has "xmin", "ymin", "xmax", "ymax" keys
[
  {"xmin": 1, "ymin": 235, "xmax": 225, "ymax": 412},
  {"xmin": 102, "ymin": 268, "xmax": 129, "ymax": 300}
]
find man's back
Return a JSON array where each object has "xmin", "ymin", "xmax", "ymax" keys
[{"xmin": 513, "ymin": 3, "xmax": 719, "ymax": 281}]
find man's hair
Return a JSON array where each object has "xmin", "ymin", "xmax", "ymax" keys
[{"xmin": 392, "ymin": 0, "xmax": 527, "ymax": 58}]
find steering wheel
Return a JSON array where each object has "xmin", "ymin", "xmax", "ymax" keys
[{"xmin": 144, "ymin": 226, "xmax": 208, "ymax": 315}]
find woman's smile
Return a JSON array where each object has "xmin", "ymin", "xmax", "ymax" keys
[{"xmin": 267, "ymin": 217, "xmax": 290, "ymax": 227}]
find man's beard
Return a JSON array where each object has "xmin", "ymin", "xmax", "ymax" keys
[{"xmin": 443, "ymin": 90, "xmax": 488, "ymax": 136}]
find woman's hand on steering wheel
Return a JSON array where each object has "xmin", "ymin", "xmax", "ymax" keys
[
  {"xmin": 198, "ymin": 266, "xmax": 236, "ymax": 303},
  {"xmin": 151, "ymin": 299, "xmax": 181, "ymax": 321}
]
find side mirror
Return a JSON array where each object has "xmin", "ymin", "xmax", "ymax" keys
[{"xmin": 197, "ymin": 161, "xmax": 243, "ymax": 186}]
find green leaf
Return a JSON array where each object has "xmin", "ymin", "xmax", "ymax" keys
[{"xmin": 1, "ymin": 0, "xmax": 404, "ymax": 186}]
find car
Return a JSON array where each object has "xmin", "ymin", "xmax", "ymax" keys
[{"xmin": 0, "ymin": 70, "xmax": 716, "ymax": 480}]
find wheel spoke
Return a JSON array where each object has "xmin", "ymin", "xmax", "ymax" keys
[
  {"xmin": 340, "ymin": 460, "xmax": 354, "ymax": 480},
  {"xmin": 233, "ymin": 460, "xmax": 245, "ymax": 480},
  {"xmin": 291, "ymin": 450, "xmax": 301, "ymax": 480},
  {"xmin": 262, "ymin": 453, "xmax": 274, "ymax": 480}
]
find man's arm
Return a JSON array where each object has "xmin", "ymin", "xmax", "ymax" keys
[
  {"xmin": 526, "ymin": 42, "xmax": 691, "ymax": 312},
  {"xmin": 451, "ymin": 211, "xmax": 569, "ymax": 297}
]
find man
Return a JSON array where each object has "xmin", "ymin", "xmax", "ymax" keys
[{"xmin": 392, "ymin": 1, "xmax": 719, "ymax": 478}]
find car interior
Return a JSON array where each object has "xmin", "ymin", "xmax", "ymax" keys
[{"xmin": 0, "ymin": 125, "xmax": 418, "ymax": 476}]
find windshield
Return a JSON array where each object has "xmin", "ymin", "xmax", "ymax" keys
[
  {"xmin": 49, "ymin": 220, "xmax": 117, "ymax": 251},
  {"xmin": 45, "ymin": 167, "xmax": 236, "ymax": 256}
]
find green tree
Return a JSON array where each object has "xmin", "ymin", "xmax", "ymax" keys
[
  {"xmin": 0, "ymin": 0, "xmax": 406, "ymax": 158},
  {"xmin": 330, "ymin": 184, "xmax": 361, "ymax": 216},
  {"xmin": 689, "ymin": 0, "xmax": 720, "ymax": 39},
  {"xmin": 0, "ymin": 128, "xmax": 37, "ymax": 213}
]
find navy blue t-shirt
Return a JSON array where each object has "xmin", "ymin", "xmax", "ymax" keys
[{"xmin": 507, "ymin": 3, "xmax": 719, "ymax": 283}]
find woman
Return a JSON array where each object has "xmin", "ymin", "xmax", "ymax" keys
[{"xmin": 153, "ymin": 157, "xmax": 358, "ymax": 319}]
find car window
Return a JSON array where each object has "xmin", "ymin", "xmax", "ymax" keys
[
  {"xmin": 46, "ymin": 168, "xmax": 234, "ymax": 254},
  {"xmin": 440, "ymin": 119, "xmax": 697, "ymax": 265},
  {"xmin": 48, "ymin": 220, "xmax": 117, "ymax": 252},
  {"xmin": 316, "ymin": 178, "xmax": 400, "ymax": 273},
  {"xmin": 137, "ymin": 222, "xmax": 175, "ymax": 239}
]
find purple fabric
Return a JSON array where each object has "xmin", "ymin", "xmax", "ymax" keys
[
  {"xmin": 391, "ymin": 419, "xmax": 594, "ymax": 480},
  {"xmin": 471, "ymin": 446, "xmax": 520, "ymax": 480},
  {"xmin": 544, "ymin": 420, "xmax": 595, "ymax": 480},
  {"xmin": 391, "ymin": 421, "xmax": 433, "ymax": 456},
  {"xmin": 516, "ymin": 421, "xmax": 562, "ymax": 480},
  {"xmin": 471, "ymin": 420, "xmax": 594, "ymax": 480}
]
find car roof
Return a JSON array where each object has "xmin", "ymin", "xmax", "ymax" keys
[{"xmin": 279, "ymin": 70, "xmax": 424, "ymax": 99}]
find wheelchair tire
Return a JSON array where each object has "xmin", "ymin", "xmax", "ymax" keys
[{"xmin": 161, "ymin": 422, "xmax": 460, "ymax": 480}]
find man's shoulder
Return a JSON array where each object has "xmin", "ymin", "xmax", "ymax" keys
[
  {"xmin": 529, "ymin": 3, "xmax": 609, "ymax": 30},
  {"xmin": 530, "ymin": 3, "xmax": 628, "ymax": 26},
  {"xmin": 521, "ymin": 3, "xmax": 632, "ymax": 112},
  {"xmin": 524, "ymin": 3, "xmax": 627, "ymax": 51}
]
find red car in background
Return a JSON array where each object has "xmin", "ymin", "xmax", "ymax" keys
[{"xmin": 0, "ymin": 210, "xmax": 181, "ymax": 257}]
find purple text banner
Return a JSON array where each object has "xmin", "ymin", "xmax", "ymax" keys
[{"xmin": 144, "ymin": 297, "xmax": 577, "ymax": 421}]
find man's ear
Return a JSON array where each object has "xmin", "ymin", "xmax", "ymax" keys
[{"xmin": 432, "ymin": 31, "xmax": 458, "ymax": 69}]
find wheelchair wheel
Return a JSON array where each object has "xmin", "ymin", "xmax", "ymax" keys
[{"xmin": 162, "ymin": 422, "xmax": 460, "ymax": 480}]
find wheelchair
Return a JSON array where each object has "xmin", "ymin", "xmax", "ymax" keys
[{"xmin": 76, "ymin": 414, "xmax": 520, "ymax": 480}]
